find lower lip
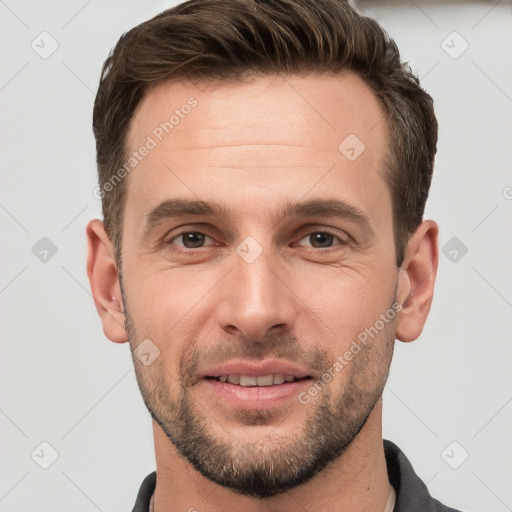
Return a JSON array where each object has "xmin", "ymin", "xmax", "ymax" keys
[{"xmin": 202, "ymin": 378, "xmax": 313, "ymax": 409}]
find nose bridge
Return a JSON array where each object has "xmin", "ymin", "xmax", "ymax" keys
[{"xmin": 217, "ymin": 242, "xmax": 295, "ymax": 339}]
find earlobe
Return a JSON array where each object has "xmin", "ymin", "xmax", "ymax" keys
[
  {"xmin": 395, "ymin": 220, "xmax": 439, "ymax": 343},
  {"xmin": 86, "ymin": 219, "xmax": 128, "ymax": 343}
]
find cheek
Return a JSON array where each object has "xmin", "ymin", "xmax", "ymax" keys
[
  {"xmin": 290, "ymin": 263, "xmax": 397, "ymax": 340},
  {"xmin": 124, "ymin": 267, "xmax": 224, "ymax": 378},
  {"xmin": 328, "ymin": 318, "xmax": 395, "ymax": 399},
  {"xmin": 126, "ymin": 264, "xmax": 212, "ymax": 329}
]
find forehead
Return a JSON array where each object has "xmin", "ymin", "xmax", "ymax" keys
[
  {"xmin": 123, "ymin": 72, "xmax": 391, "ymax": 230},
  {"xmin": 127, "ymin": 72, "xmax": 387, "ymax": 157}
]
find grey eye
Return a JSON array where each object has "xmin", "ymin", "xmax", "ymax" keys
[
  {"xmin": 178, "ymin": 232, "xmax": 207, "ymax": 248},
  {"xmin": 300, "ymin": 232, "xmax": 336, "ymax": 248}
]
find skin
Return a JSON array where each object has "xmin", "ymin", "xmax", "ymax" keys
[{"xmin": 87, "ymin": 72, "xmax": 438, "ymax": 511}]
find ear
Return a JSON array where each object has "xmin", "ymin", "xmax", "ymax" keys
[
  {"xmin": 86, "ymin": 219, "xmax": 128, "ymax": 343},
  {"xmin": 395, "ymin": 220, "xmax": 439, "ymax": 343}
]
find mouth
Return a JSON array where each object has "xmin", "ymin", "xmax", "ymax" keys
[
  {"xmin": 197, "ymin": 359, "xmax": 316, "ymax": 409},
  {"xmin": 204, "ymin": 374, "xmax": 311, "ymax": 387},
  {"xmin": 201, "ymin": 374, "xmax": 314, "ymax": 410}
]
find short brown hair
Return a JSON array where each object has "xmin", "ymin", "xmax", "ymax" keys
[{"xmin": 93, "ymin": 0, "xmax": 437, "ymax": 267}]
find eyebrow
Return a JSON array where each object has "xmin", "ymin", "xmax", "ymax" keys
[
  {"xmin": 143, "ymin": 198, "xmax": 373, "ymax": 236},
  {"xmin": 274, "ymin": 198, "xmax": 373, "ymax": 233},
  {"xmin": 143, "ymin": 199, "xmax": 230, "ymax": 235}
]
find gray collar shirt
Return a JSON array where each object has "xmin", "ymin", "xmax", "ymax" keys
[{"xmin": 131, "ymin": 439, "xmax": 465, "ymax": 512}]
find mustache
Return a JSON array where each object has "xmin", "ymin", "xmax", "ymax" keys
[{"xmin": 181, "ymin": 333, "xmax": 331, "ymax": 384}]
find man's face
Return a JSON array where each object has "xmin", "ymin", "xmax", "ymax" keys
[{"xmin": 120, "ymin": 73, "xmax": 398, "ymax": 497}]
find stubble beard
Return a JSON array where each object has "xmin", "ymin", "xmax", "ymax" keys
[{"xmin": 122, "ymin": 288, "xmax": 395, "ymax": 498}]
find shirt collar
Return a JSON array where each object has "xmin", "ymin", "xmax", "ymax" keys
[{"xmin": 132, "ymin": 439, "xmax": 461, "ymax": 512}]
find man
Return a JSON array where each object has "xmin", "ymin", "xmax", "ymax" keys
[{"xmin": 86, "ymin": 0, "xmax": 464, "ymax": 510}]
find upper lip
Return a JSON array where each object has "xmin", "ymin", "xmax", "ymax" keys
[{"xmin": 199, "ymin": 359, "xmax": 312, "ymax": 380}]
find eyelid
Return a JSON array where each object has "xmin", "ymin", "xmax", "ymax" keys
[
  {"xmin": 294, "ymin": 227, "xmax": 350, "ymax": 247},
  {"xmin": 165, "ymin": 229, "xmax": 218, "ymax": 248},
  {"xmin": 161, "ymin": 225, "xmax": 350, "ymax": 252},
  {"xmin": 160, "ymin": 222, "xmax": 220, "ymax": 242}
]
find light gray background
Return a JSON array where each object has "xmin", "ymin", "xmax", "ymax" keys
[{"xmin": 1, "ymin": 1, "xmax": 511, "ymax": 511}]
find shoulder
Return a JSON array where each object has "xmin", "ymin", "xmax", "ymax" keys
[
  {"xmin": 384, "ymin": 439, "xmax": 466, "ymax": 512},
  {"xmin": 131, "ymin": 471, "xmax": 156, "ymax": 512}
]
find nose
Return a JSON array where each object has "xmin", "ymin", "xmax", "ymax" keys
[{"xmin": 215, "ymin": 248, "xmax": 297, "ymax": 341}]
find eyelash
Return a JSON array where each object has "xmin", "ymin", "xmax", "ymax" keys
[
  {"xmin": 307, "ymin": 231, "xmax": 349, "ymax": 249},
  {"xmin": 164, "ymin": 230, "xmax": 219, "ymax": 252},
  {"xmin": 164, "ymin": 228, "xmax": 349, "ymax": 253}
]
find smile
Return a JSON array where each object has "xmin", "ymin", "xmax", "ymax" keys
[{"xmin": 207, "ymin": 374, "xmax": 309, "ymax": 386}]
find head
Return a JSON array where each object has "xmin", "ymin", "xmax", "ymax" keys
[{"xmin": 87, "ymin": 0, "xmax": 439, "ymax": 499}]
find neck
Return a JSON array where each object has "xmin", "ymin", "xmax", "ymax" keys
[{"xmin": 152, "ymin": 399, "xmax": 390, "ymax": 512}]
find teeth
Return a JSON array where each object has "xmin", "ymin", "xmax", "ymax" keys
[
  {"xmin": 273, "ymin": 373, "xmax": 285, "ymax": 385},
  {"xmin": 256, "ymin": 375, "xmax": 274, "ymax": 386},
  {"xmin": 239, "ymin": 375, "xmax": 257, "ymax": 387},
  {"xmin": 227, "ymin": 374, "xmax": 240, "ymax": 385},
  {"xmin": 216, "ymin": 374, "xmax": 301, "ymax": 386}
]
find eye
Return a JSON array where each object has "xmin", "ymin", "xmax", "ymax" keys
[
  {"xmin": 167, "ymin": 231, "xmax": 216, "ymax": 249},
  {"xmin": 297, "ymin": 231, "xmax": 347, "ymax": 249}
]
